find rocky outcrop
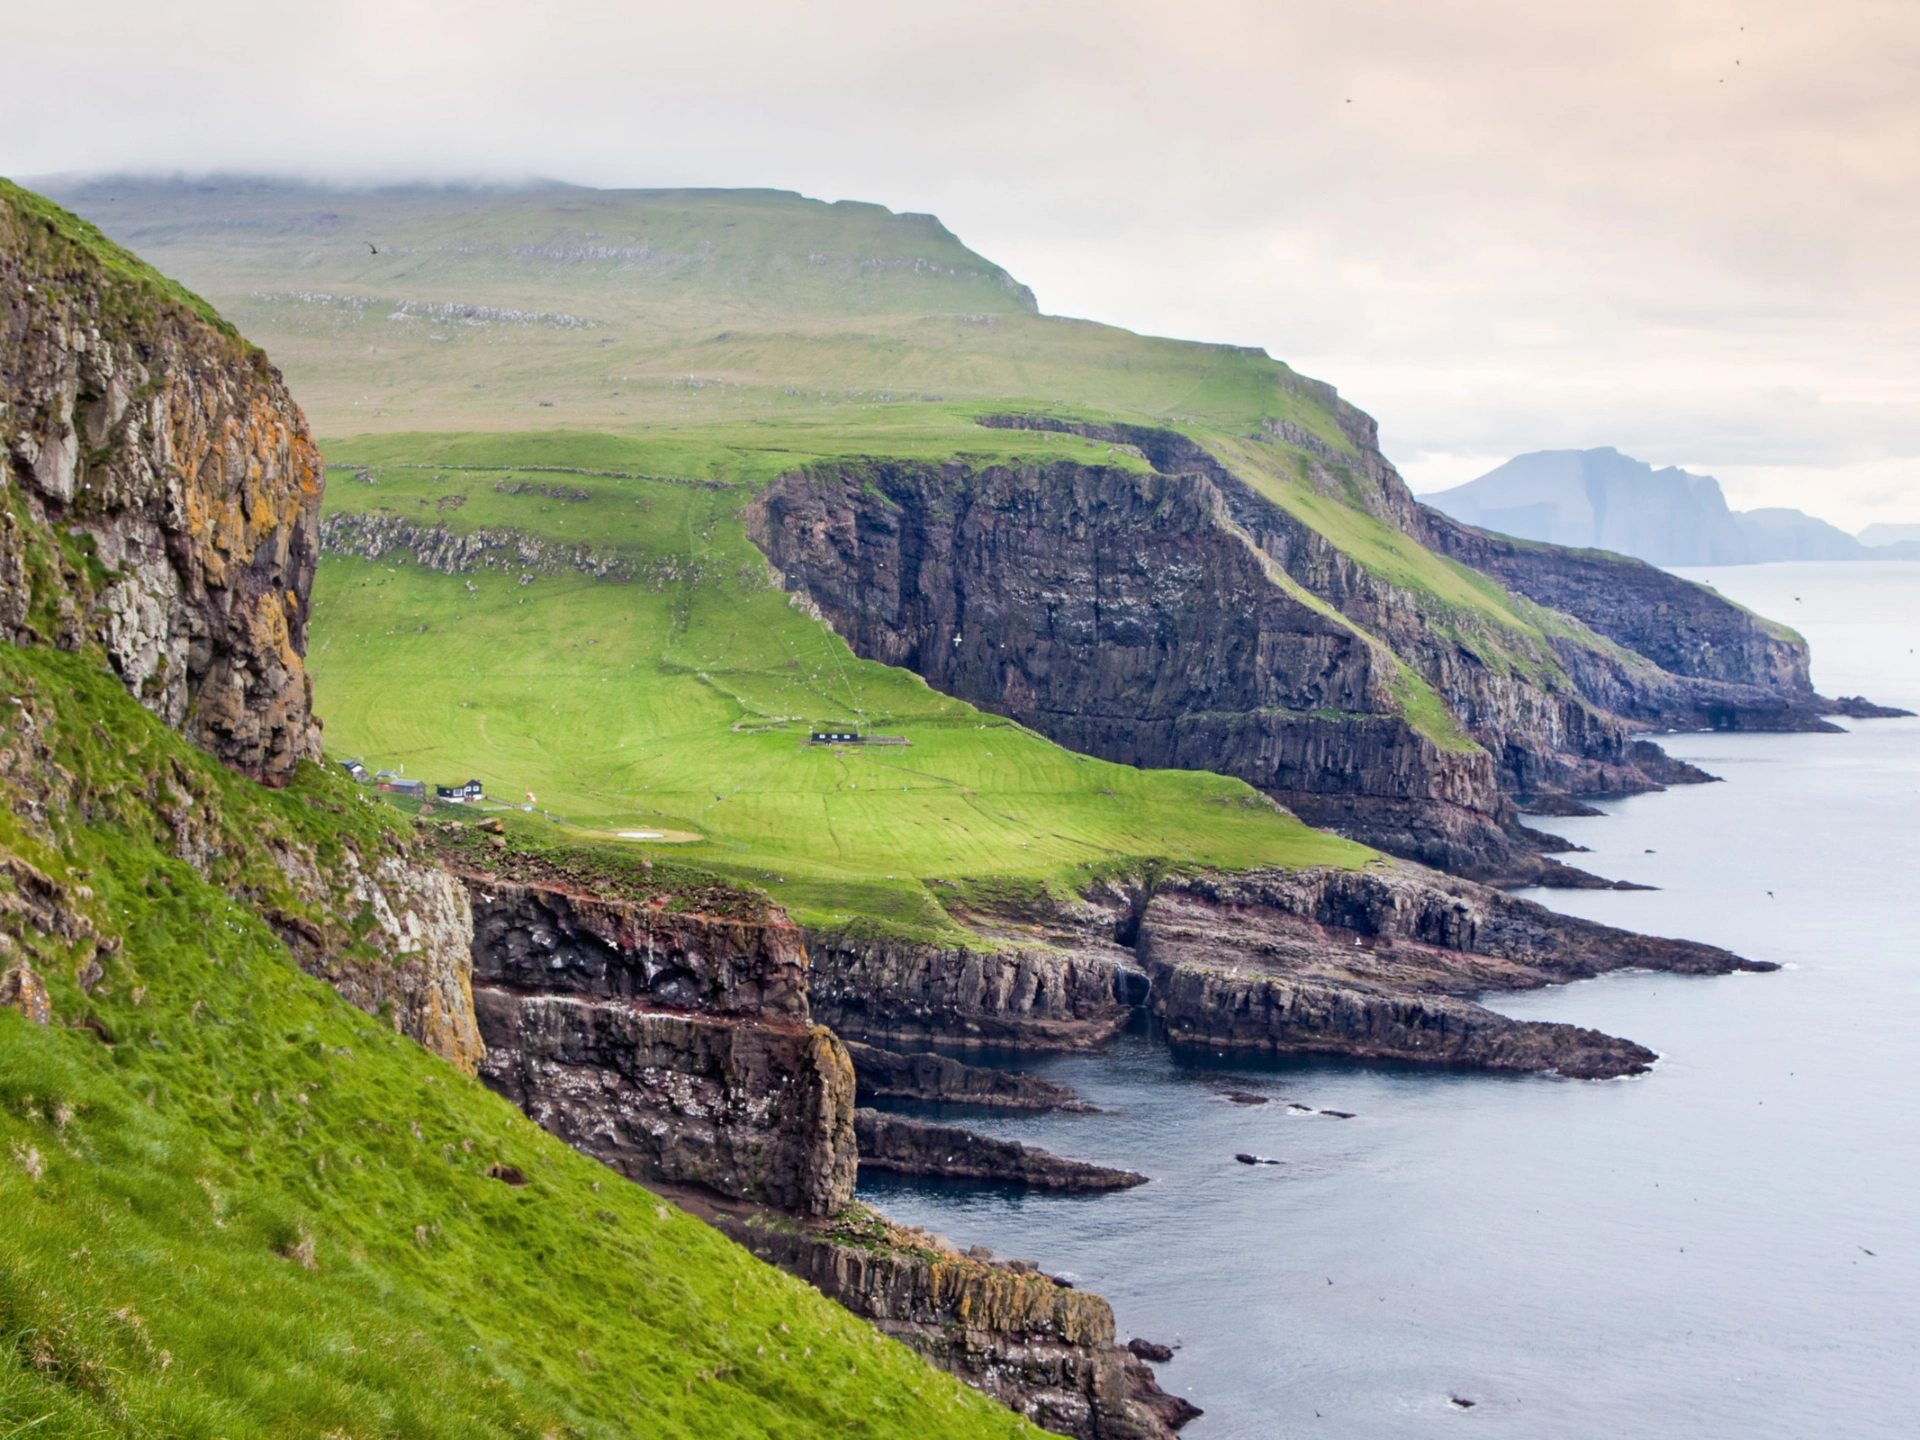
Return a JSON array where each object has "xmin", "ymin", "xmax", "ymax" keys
[
  {"xmin": 445, "ymin": 852, "xmax": 856, "ymax": 1215},
  {"xmin": 854, "ymin": 1109, "xmax": 1146, "ymax": 1190},
  {"xmin": 1134, "ymin": 863, "xmax": 1769, "ymax": 1077},
  {"xmin": 0, "ymin": 187, "xmax": 486, "ymax": 1077},
  {"xmin": 707, "ymin": 1200, "xmax": 1191, "ymax": 1439},
  {"xmin": 479, "ymin": 989, "xmax": 855, "ymax": 1214},
  {"xmin": 0, "ymin": 953, "xmax": 51, "ymax": 1025},
  {"xmin": 807, "ymin": 925, "xmax": 1143, "ymax": 1049},
  {"xmin": 0, "ymin": 181, "xmax": 323, "ymax": 785},
  {"xmin": 266, "ymin": 842, "xmax": 486, "ymax": 1074},
  {"xmin": 1409, "ymin": 512, "xmax": 1915, "ymax": 728},
  {"xmin": 803, "ymin": 855, "xmax": 1766, "ymax": 1077},
  {"xmin": 847, "ymin": 1039, "xmax": 1092, "ymax": 1110}
]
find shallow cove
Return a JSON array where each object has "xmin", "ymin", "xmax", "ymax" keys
[{"xmin": 857, "ymin": 561, "xmax": 1920, "ymax": 1438}]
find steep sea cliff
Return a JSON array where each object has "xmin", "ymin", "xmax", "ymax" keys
[{"xmin": 748, "ymin": 414, "xmax": 1896, "ymax": 882}]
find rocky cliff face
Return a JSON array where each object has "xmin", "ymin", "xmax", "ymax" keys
[
  {"xmin": 846, "ymin": 1038, "xmax": 1092, "ymax": 1110},
  {"xmin": 429, "ymin": 839, "xmax": 858, "ymax": 1216},
  {"xmin": 749, "ymin": 457, "xmax": 1537, "ymax": 876},
  {"xmin": 1134, "ymin": 865, "xmax": 1767, "ymax": 1078},
  {"xmin": 0, "ymin": 185, "xmax": 479, "ymax": 1074},
  {"xmin": 747, "ymin": 411, "xmax": 1885, "ymax": 879},
  {"xmin": 1408, "ymin": 511, "xmax": 1892, "ymax": 728},
  {"xmin": 426, "ymin": 831, "xmax": 1192, "ymax": 1433},
  {"xmin": 0, "ymin": 182, "xmax": 323, "ymax": 784},
  {"xmin": 711, "ymin": 1202, "xmax": 1190, "ymax": 1439},
  {"xmin": 807, "ymin": 922, "xmax": 1144, "ymax": 1049},
  {"xmin": 854, "ymin": 1109, "xmax": 1147, "ymax": 1190},
  {"xmin": 801, "ymin": 857, "xmax": 1766, "ymax": 1078},
  {"xmin": 265, "ymin": 839, "xmax": 486, "ymax": 1074}
]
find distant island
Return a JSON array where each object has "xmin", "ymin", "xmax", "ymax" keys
[{"xmin": 1421, "ymin": 447, "xmax": 1920, "ymax": 566}]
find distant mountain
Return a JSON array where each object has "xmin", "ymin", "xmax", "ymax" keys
[
  {"xmin": 1421, "ymin": 448, "xmax": 1919, "ymax": 565},
  {"xmin": 1858, "ymin": 522, "xmax": 1920, "ymax": 548}
]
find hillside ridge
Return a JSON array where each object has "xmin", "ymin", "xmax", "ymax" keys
[
  {"xmin": 0, "ymin": 177, "xmax": 1064, "ymax": 1440},
  {"xmin": 1423, "ymin": 446, "xmax": 1920, "ymax": 566}
]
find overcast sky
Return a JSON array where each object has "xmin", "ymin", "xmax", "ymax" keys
[{"xmin": 6, "ymin": 0, "xmax": 1917, "ymax": 525}]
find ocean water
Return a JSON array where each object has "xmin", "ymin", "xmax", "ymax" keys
[{"xmin": 858, "ymin": 561, "xmax": 1920, "ymax": 1438}]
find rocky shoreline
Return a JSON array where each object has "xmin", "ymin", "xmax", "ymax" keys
[
  {"xmin": 854, "ymin": 1109, "xmax": 1147, "ymax": 1191},
  {"xmin": 423, "ymin": 829, "xmax": 1189, "ymax": 1436},
  {"xmin": 801, "ymin": 857, "xmax": 1769, "ymax": 1081},
  {"xmin": 403, "ymin": 818, "xmax": 1796, "ymax": 1431},
  {"xmin": 678, "ymin": 1188, "xmax": 1197, "ymax": 1439},
  {"xmin": 848, "ymin": 1038, "xmax": 1095, "ymax": 1110}
]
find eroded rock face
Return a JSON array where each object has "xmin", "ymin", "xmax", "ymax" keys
[
  {"xmin": 1135, "ymin": 865, "xmax": 1769, "ymax": 1078},
  {"xmin": 749, "ymin": 459, "xmax": 1525, "ymax": 875},
  {"xmin": 1411, "ymin": 511, "xmax": 1848, "ymax": 729},
  {"xmin": 803, "ymin": 858, "xmax": 1764, "ymax": 1078},
  {"xmin": 471, "ymin": 880, "xmax": 809, "ymax": 1019},
  {"xmin": 268, "ymin": 846, "xmax": 486, "ymax": 1074},
  {"xmin": 0, "ymin": 955, "xmax": 50, "ymax": 1025},
  {"xmin": 458, "ymin": 871, "xmax": 856, "ymax": 1215},
  {"xmin": 717, "ymin": 1206, "xmax": 1187, "ymax": 1439},
  {"xmin": 807, "ymin": 925, "xmax": 1142, "ymax": 1050},
  {"xmin": 479, "ymin": 992, "xmax": 856, "ymax": 1214},
  {"xmin": 846, "ymin": 1039, "xmax": 1092, "ymax": 1111},
  {"xmin": 853, "ymin": 1109, "xmax": 1146, "ymax": 1191},
  {"xmin": 0, "ymin": 185, "xmax": 323, "ymax": 784},
  {"xmin": 747, "ymin": 415, "xmax": 1882, "ymax": 877}
]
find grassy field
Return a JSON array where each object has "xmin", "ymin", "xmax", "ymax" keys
[
  {"xmin": 47, "ymin": 178, "xmax": 1347, "ymax": 447},
  {"xmin": 310, "ymin": 441, "xmax": 1368, "ymax": 939},
  {"xmin": 43, "ymin": 178, "xmax": 1629, "ymax": 931},
  {"xmin": 0, "ymin": 645, "xmax": 1037, "ymax": 1439}
]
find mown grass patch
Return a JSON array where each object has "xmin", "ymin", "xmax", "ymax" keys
[{"xmin": 307, "ymin": 450, "xmax": 1370, "ymax": 938}]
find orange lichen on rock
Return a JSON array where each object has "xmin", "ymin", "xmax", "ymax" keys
[{"xmin": 0, "ymin": 181, "xmax": 324, "ymax": 785}]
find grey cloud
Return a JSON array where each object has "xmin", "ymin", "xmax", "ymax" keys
[{"xmin": 4, "ymin": 0, "xmax": 1916, "ymax": 518}]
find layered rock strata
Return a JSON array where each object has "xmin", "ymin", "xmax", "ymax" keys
[
  {"xmin": 748, "ymin": 414, "xmax": 1895, "ymax": 877},
  {"xmin": 1136, "ymin": 864, "xmax": 1770, "ymax": 1077},
  {"xmin": 452, "ymin": 862, "xmax": 858, "ymax": 1215},
  {"xmin": 0, "ymin": 181, "xmax": 323, "ymax": 784},
  {"xmin": 854, "ymin": 1109, "xmax": 1146, "ymax": 1190},
  {"xmin": 750, "ymin": 457, "xmax": 1525, "ymax": 876},
  {"xmin": 426, "ymin": 835, "xmax": 1183, "ymax": 1433},
  {"xmin": 700, "ymin": 1196, "xmax": 1192, "ymax": 1440},
  {"xmin": 802, "ymin": 858, "xmax": 1767, "ymax": 1077},
  {"xmin": 808, "ymin": 925, "xmax": 1144, "ymax": 1049},
  {"xmin": 1410, "ymin": 513, "xmax": 1912, "ymax": 729},
  {"xmin": 847, "ymin": 1038, "xmax": 1092, "ymax": 1110}
]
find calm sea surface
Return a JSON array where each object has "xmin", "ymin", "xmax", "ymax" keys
[{"xmin": 858, "ymin": 561, "xmax": 1920, "ymax": 1438}]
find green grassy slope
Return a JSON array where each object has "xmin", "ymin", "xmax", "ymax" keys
[
  {"xmin": 43, "ymin": 178, "xmax": 1346, "ymax": 447},
  {"xmin": 0, "ymin": 177, "xmax": 241, "ymax": 340},
  {"xmin": 50, "ymin": 178, "xmax": 1539, "ymax": 650},
  {"xmin": 42, "ymin": 179, "xmax": 1599, "ymax": 917},
  {"xmin": 0, "ymin": 646, "xmax": 1032, "ymax": 1439},
  {"xmin": 310, "ymin": 439, "xmax": 1368, "ymax": 940}
]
